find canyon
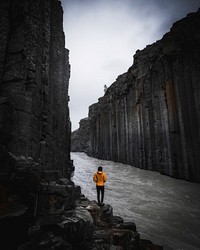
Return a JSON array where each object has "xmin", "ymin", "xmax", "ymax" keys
[
  {"xmin": 0, "ymin": 0, "xmax": 200, "ymax": 249},
  {"xmin": 0, "ymin": 1, "xmax": 159, "ymax": 249}
]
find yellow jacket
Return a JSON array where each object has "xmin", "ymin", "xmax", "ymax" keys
[{"xmin": 93, "ymin": 171, "xmax": 107, "ymax": 186}]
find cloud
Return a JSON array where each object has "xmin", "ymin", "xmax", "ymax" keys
[{"xmin": 61, "ymin": 0, "xmax": 200, "ymax": 131}]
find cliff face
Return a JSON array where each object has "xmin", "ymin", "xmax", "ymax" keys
[
  {"xmin": 0, "ymin": 0, "xmax": 71, "ymax": 176},
  {"xmin": 71, "ymin": 118, "xmax": 92, "ymax": 154},
  {"xmin": 87, "ymin": 10, "xmax": 200, "ymax": 182},
  {"xmin": 0, "ymin": 1, "xmax": 75, "ymax": 248}
]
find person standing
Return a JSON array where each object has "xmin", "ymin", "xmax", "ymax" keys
[{"xmin": 93, "ymin": 166, "xmax": 107, "ymax": 206}]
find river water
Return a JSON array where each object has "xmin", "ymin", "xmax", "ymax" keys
[{"xmin": 71, "ymin": 152, "xmax": 200, "ymax": 250}]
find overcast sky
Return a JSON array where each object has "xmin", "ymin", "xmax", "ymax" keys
[{"xmin": 61, "ymin": 0, "xmax": 200, "ymax": 131}]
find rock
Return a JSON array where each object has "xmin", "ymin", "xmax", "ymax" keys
[
  {"xmin": 112, "ymin": 216, "xmax": 124, "ymax": 228},
  {"xmin": 99, "ymin": 204, "xmax": 113, "ymax": 227},
  {"xmin": 86, "ymin": 201, "xmax": 101, "ymax": 225},
  {"xmin": 121, "ymin": 222, "xmax": 137, "ymax": 232},
  {"xmin": 17, "ymin": 231, "xmax": 73, "ymax": 250},
  {"xmin": 92, "ymin": 229, "xmax": 114, "ymax": 245},
  {"xmin": 113, "ymin": 229, "xmax": 140, "ymax": 249},
  {"xmin": 71, "ymin": 118, "xmax": 91, "ymax": 154},
  {"xmin": 75, "ymin": 206, "xmax": 93, "ymax": 224},
  {"xmin": 0, "ymin": 1, "xmax": 72, "ymax": 248},
  {"xmin": 38, "ymin": 182, "xmax": 76, "ymax": 215},
  {"xmin": 74, "ymin": 9, "xmax": 200, "ymax": 183},
  {"xmin": 138, "ymin": 239, "xmax": 163, "ymax": 250},
  {"xmin": 0, "ymin": 198, "xmax": 29, "ymax": 250},
  {"xmin": 58, "ymin": 217, "xmax": 86, "ymax": 245},
  {"xmin": 0, "ymin": 0, "xmax": 72, "ymax": 178}
]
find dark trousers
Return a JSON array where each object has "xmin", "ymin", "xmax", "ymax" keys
[{"xmin": 96, "ymin": 185, "xmax": 104, "ymax": 203}]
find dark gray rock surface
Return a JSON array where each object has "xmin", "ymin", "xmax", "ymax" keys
[
  {"xmin": 0, "ymin": 0, "xmax": 71, "ymax": 176},
  {"xmin": 71, "ymin": 118, "xmax": 91, "ymax": 155},
  {"xmin": 0, "ymin": 1, "xmax": 73, "ymax": 249}
]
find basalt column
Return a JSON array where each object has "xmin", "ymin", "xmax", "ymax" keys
[
  {"xmin": 0, "ymin": 0, "xmax": 71, "ymax": 176},
  {"xmin": 88, "ymin": 10, "xmax": 200, "ymax": 182}
]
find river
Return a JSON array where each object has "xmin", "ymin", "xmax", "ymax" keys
[{"xmin": 71, "ymin": 152, "xmax": 200, "ymax": 250}]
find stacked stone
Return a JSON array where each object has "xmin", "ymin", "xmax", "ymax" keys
[
  {"xmin": 0, "ymin": 154, "xmax": 77, "ymax": 249},
  {"xmin": 1, "ymin": 171, "xmax": 163, "ymax": 250},
  {"xmin": 87, "ymin": 9, "xmax": 200, "ymax": 182},
  {"xmin": 16, "ymin": 192, "xmax": 162, "ymax": 250}
]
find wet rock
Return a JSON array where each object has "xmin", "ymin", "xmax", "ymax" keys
[
  {"xmin": 13, "ymin": 189, "xmax": 162, "ymax": 250},
  {"xmin": 86, "ymin": 200, "xmax": 101, "ymax": 226},
  {"xmin": 99, "ymin": 204, "xmax": 113, "ymax": 227},
  {"xmin": 75, "ymin": 205, "xmax": 93, "ymax": 224},
  {"xmin": 84, "ymin": 200, "xmax": 141, "ymax": 250},
  {"xmin": 92, "ymin": 229, "xmax": 114, "ymax": 244},
  {"xmin": 113, "ymin": 229, "xmax": 139, "ymax": 249},
  {"xmin": 112, "ymin": 216, "xmax": 124, "ymax": 228},
  {"xmin": 58, "ymin": 217, "xmax": 86, "ymax": 244}
]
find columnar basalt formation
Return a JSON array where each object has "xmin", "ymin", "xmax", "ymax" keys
[
  {"xmin": 87, "ymin": 10, "xmax": 200, "ymax": 182},
  {"xmin": 0, "ymin": 0, "xmax": 71, "ymax": 176},
  {"xmin": 0, "ymin": 1, "xmax": 73, "ymax": 248}
]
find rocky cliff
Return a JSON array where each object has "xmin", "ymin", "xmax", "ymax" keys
[
  {"xmin": 0, "ymin": 0, "xmax": 72, "ymax": 176},
  {"xmin": 0, "ymin": 0, "xmax": 73, "ymax": 248},
  {"xmin": 75, "ymin": 10, "xmax": 200, "ymax": 182},
  {"xmin": 71, "ymin": 118, "xmax": 92, "ymax": 154}
]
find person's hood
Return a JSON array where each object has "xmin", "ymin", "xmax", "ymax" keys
[{"xmin": 97, "ymin": 171, "xmax": 103, "ymax": 175}]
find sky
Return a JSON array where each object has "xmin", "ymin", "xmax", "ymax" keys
[{"xmin": 61, "ymin": 0, "xmax": 200, "ymax": 131}]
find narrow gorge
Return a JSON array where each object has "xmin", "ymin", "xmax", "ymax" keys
[
  {"xmin": 72, "ymin": 9, "xmax": 200, "ymax": 183},
  {"xmin": 0, "ymin": 1, "xmax": 160, "ymax": 249},
  {"xmin": 1, "ymin": 1, "xmax": 200, "ymax": 249}
]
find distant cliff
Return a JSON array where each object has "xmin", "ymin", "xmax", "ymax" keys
[
  {"xmin": 73, "ymin": 10, "xmax": 200, "ymax": 182},
  {"xmin": 71, "ymin": 118, "xmax": 91, "ymax": 154},
  {"xmin": 0, "ymin": 0, "xmax": 71, "ymax": 176}
]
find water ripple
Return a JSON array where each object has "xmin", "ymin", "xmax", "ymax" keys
[{"xmin": 71, "ymin": 152, "xmax": 200, "ymax": 250}]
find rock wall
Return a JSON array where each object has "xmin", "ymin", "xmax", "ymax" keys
[
  {"xmin": 0, "ymin": 1, "xmax": 75, "ymax": 249},
  {"xmin": 0, "ymin": 0, "xmax": 71, "ymax": 176},
  {"xmin": 88, "ymin": 10, "xmax": 200, "ymax": 182},
  {"xmin": 71, "ymin": 118, "xmax": 92, "ymax": 154}
]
